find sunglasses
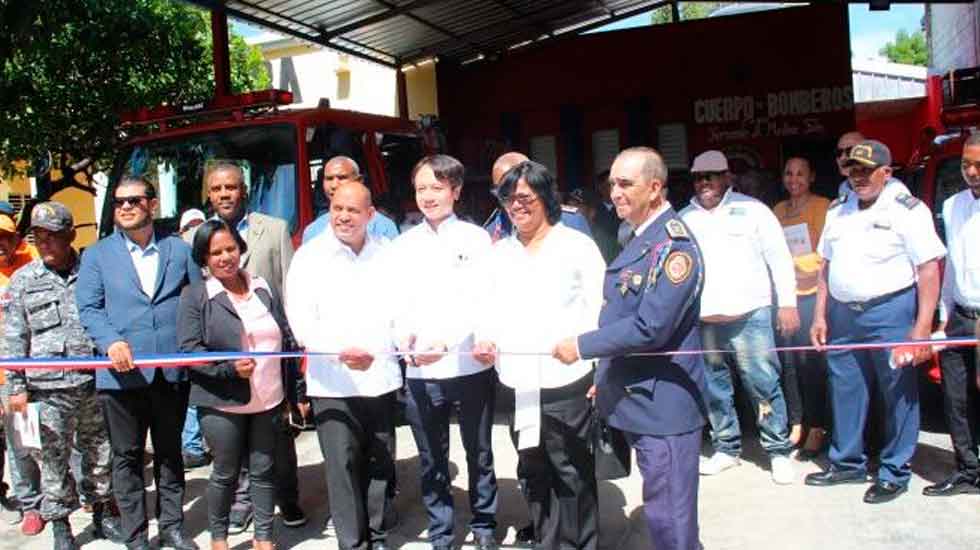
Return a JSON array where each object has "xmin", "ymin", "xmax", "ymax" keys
[
  {"xmin": 500, "ymin": 193, "xmax": 538, "ymax": 208},
  {"xmin": 692, "ymin": 172, "xmax": 724, "ymax": 182},
  {"xmin": 836, "ymin": 146, "xmax": 853, "ymax": 158},
  {"xmin": 112, "ymin": 196, "xmax": 149, "ymax": 209}
]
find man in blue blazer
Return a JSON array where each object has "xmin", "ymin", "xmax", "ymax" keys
[
  {"xmin": 554, "ymin": 147, "xmax": 707, "ymax": 550},
  {"xmin": 77, "ymin": 175, "xmax": 202, "ymax": 550}
]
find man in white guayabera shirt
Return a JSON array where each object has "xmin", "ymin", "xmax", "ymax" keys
[
  {"xmin": 285, "ymin": 181, "xmax": 401, "ymax": 550},
  {"xmin": 679, "ymin": 150, "xmax": 799, "ymax": 485},
  {"xmin": 389, "ymin": 155, "xmax": 499, "ymax": 550},
  {"xmin": 474, "ymin": 160, "xmax": 605, "ymax": 550}
]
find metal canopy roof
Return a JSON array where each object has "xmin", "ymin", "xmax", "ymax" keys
[{"xmin": 187, "ymin": 0, "xmax": 677, "ymax": 68}]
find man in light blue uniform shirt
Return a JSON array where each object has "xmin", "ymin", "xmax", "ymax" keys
[{"xmin": 302, "ymin": 156, "xmax": 398, "ymax": 243}]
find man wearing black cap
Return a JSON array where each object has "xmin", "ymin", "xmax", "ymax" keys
[{"xmin": 806, "ymin": 140, "xmax": 946, "ymax": 503}]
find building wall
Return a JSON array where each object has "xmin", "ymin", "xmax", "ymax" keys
[
  {"xmin": 437, "ymin": 3, "xmax": 854, "ymax": 198},
  {"xmin": 256, "ymin": 37, "xmax": 398, "ymax": 116},
  {"xmin": 928, "ymin": 1, "xmax": 980, "ymax": 72},
  {"xmin": 404, "ymin": 61, "xmax": 439, "ymax": 119}
]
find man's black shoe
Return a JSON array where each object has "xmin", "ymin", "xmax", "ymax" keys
[
  {"xmin": 922, "ymin": 474, "xmax": 980, "ymax": 497},
  {"xmin": 126, "ymin": 541, "xmax": 152, "ymax": 550},
  {"xmin": 804, "ymin": 468, "xmax": 868, "ymax": 486},
  {"xmin": 279, "ymin": 502, "xmax": 308, "ymax": 527},
  {"xmin": 229, "ymin": 506, "xmax": 254, "ymax": 534},
  {"xmin": 182, "ymin": 453, "xmax": 211, "ymax": 470},
  {"xmin": 515, "ymin": 523, "xmax": 536, "ymax": 544},
  {"xmin": 863, "ymin": 481, "xmax": 907, "ymax": 504},
  {"xmin": 476, "ymin": 534, "xmax": 499, "ymax": 550},
  {"xmin": 159, "ymin": 528, "xmax": 200, "ymax": 550},
  {"xmin": 52, "ymin": 519, "xmax": 80, "ymax": 550}
]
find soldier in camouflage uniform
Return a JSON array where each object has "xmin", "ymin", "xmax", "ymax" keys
[{"xmin": 3, "ymin": 202, "xmax": 120, "ymax": 550}]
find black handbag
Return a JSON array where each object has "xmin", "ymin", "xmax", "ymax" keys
[{"xmin": 592, "ymin": 413, "xmax": 632, "ymax": 480}]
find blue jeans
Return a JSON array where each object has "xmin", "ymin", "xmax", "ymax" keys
[
  {"xmin": 826, "ymin": 287, "xmax": 918, "ymax": 485},
  {"xmin": 182, "ymin": 405, "xmax": 206, "ymax": 457},
  {"xmin": 701, "ymin": 306, "xmax": 792, "ymax": 457},
  {"xmin": 1, "ymin": 387, "xmax": 42, "ymax": 511}
]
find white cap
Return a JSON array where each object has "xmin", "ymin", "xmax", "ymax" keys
[
  {"xmin": 179, "ymin": 208, "xmax": 206, "ymax": 232},
  {"xmin": 691, "ymin": 150, "xmax": 729, "ymax": 173}
]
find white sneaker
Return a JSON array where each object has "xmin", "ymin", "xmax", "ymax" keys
[
  {"xmin": 699, "ymin": 453, "xmax": 740, "ymax": 475},
  {"xmin": 771, "ymin": 455, "xmax": 795, "ymax": 485}
]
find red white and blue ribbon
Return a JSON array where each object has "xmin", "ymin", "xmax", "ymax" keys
[{"xmin": 0, "ymin": 336, "xmax": 975, "ymax": 370}]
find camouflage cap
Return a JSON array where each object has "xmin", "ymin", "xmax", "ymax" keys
[{"xmin": 31, "ymin": 201, "xmax": 74, "ymax": 232}]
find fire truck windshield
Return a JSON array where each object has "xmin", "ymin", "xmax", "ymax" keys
[{"xmin": 106, "ymin": 123, "xmax": 298, "ymax": 236}]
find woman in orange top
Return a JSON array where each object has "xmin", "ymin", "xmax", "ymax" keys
[{"xmin": 772, "ymin": 157, "xmax": 831, "ymax": 458}]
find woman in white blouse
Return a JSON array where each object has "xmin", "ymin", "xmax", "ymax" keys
[{"xmin": 474, "ymin": 160, "xmax": 606, "ymax": 550}]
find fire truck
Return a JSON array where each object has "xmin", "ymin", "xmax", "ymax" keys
[{"xmin": 98, "ymin": 15, "xmax": 427, "ymax": 243}]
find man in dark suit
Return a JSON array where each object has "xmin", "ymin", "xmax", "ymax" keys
[
  {"xmin": 77, "ymin": 175, "xmax": 202, "ymax": 550},
  {"xmin": 554, "ymin": 147, "xmax": 707, "ymax": 550}
]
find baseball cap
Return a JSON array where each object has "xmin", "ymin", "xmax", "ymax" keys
[
  {"xmin": 30, "ymin": 201, "xmax": 74, "ymax": 232},
  {"xmin": 691, "ymin": 150, "xmax": 729, "ymax": 173},
  {"xmin": 845, "ymin": 140, "xmax": 892, "ymax": 168},
  {"xmin": 0, "ymin": 215, "xmax": 15, "ymax": 234},
  {"xmin": 179, "ymin": 208, "xmax": 206, "ymax": 232}
]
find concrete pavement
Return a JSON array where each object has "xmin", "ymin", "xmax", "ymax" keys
[{"xmin": 2, "ymin": 420, "xmax": 978, "ymax": 550}]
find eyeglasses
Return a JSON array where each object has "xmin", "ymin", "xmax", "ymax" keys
[
  {"xmin": 962, "ymin": 160, "xmax": 980, "ymax": 172},
  {"xmin": 836, "ymin": 146, "xmax": 853, "ymax": 158},
  {"xmin": 692, "ymin": 172, "xmax": 724, "ymax": 182},
  {"xmin": 500, "ymin": 193, "xmax": 538, "ymax": 208},
  {"xmin": 112, "ymin": 196, "xmax": 149, "ymax": 209}
]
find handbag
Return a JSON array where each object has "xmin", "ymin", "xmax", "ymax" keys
[{"xmin": 592, "ymin": 412, "xmax": 632, "ymax": 480}]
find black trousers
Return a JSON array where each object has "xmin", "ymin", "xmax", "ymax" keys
[
  {"xmin": 98, "ymin": 372, "xmax": 188, "ymax": 544},
  {"xmin": 939, "ymin": 306, "xmax": 980, "ymax": 478},
  {"xmin": 199, "ymin": 405, "xmax": 279, "ymax": 541},
  {"xmin": 508, "ymin": 375, "xmax": 597, "ymax": 550},
  {"xmin": 231, "ymin": 409, "xmax": 301, "ymax": 511},
  {"xmin": 312, "ymin": 393, "xmax": 395, "ymax": 550},
  {"xmin": 404, "ymin": 369, "xmax": 497, "ymax": 547}
]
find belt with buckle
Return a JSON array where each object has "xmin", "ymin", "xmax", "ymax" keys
[
  {"xmin": 843, "ymin": 286, "xmax": 913, "ymax": 313},
  {"xmin": 956, "ymin": 304, "xmax": 980, "ymax": 320}
]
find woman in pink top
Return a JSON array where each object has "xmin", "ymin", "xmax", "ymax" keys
[{"xmin": 177, "ymin": 220, "xmax": 303, "ymax": 550}]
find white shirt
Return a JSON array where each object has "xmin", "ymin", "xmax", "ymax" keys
[
  {"xmin": 480, "ymin": 222, "xmax": 605, "ymax": 449},
  {"xmin": 285, "ymin": 232, "xmax": 402, "ymax": 398},
  {"xmin": 679, "ymin": 190, "xmax": 797, "ymax": 317},
  {"xmin": 940, "ymin": 188, "xmax": 980, "ymax": 320},
  {"xmin": 124, "ymin": 234, "xmax": 160, "ymax": 297},
  {"xmin": 818, "ymin": 181, "xmax": 946, "ymax": 303},
  {"xmin": 389, "ymin": 215, "xmax": 493, "ymax": 380}
]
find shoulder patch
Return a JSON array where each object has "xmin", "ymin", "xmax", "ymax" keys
[
  {"xmin": 665, "ymin": 219, "xmax": 689, "ymax": 240},
  {"xmin": 664, "ymin": 251, "xmax": 693, "ymax": 284},
  {"xmin": 895, "ymin": 193, "xmax": 920, "ymax": 210}
]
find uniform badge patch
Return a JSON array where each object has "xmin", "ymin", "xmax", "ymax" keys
[
  {"xmin": 664, "ymin": 252, "xmax": 693, "ymax": 284},
  {"xmin": 631, "ymin": 274, "xmax": 643, "ymax": 287},
  {"xmin": 895, "ymin": 193, "xmax": 920, "ymax": 209},
  {"xmin": 665, "ymin": 219, "xmax": 689, "ymax": 240}
]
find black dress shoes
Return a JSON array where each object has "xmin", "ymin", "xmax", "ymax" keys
[
  {"xmin": 159, "ymin": 528, "xmax": 200, "ymax": 550},
  {"xmin": 923, "ymin": 474, "xmax": 980, "ymax": 496},
  {"xmin": 805, "ymin": 468, "xmax": 869, "ymax": 486},
  {"xmin": 864, "ymin": 481, "xmax": 907, "ymax": 503}
]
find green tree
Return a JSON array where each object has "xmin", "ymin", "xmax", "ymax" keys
[
  {"xmin": 879, "ymin": 28, "xmax": 928, "ymax": 66},
  {"xmin": 650, "ymin": 2, "xmax": 734, "ymax": 25},
  {"xmin": 0, "ymin": 0, "xmax": 271, "ymax": 177}
]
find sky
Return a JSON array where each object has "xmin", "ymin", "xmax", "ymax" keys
[{"xmin": 232, "ymin": 2, "xmax": 925, "ymax": 63}]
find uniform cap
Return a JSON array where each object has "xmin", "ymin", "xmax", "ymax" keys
[
  {"xmin": 845, "ymin": 140, "xmax": 892, "ymax": 168},
  {"xmin": 179, "ymin": 208, "xmax": 206, "ymax": 232},
  {"xmin": 691, "ymin": 150, "xmax": 729, "ymax": 173},
  {"xmin": 30, "ymin": 201, "xmax": 74, "ymax": 232}
]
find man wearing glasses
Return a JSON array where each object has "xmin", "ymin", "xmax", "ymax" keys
[
  {"xmin": 77, "ymin": 175, "xmax": 202, "ymax": 550},
  {"xmin": 927, "ymin": 132, "xmax": 980, "ymax": 497},
  {"xmin": 679, "ymin": 150, "xmax": 799, "ymax": 485}
]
